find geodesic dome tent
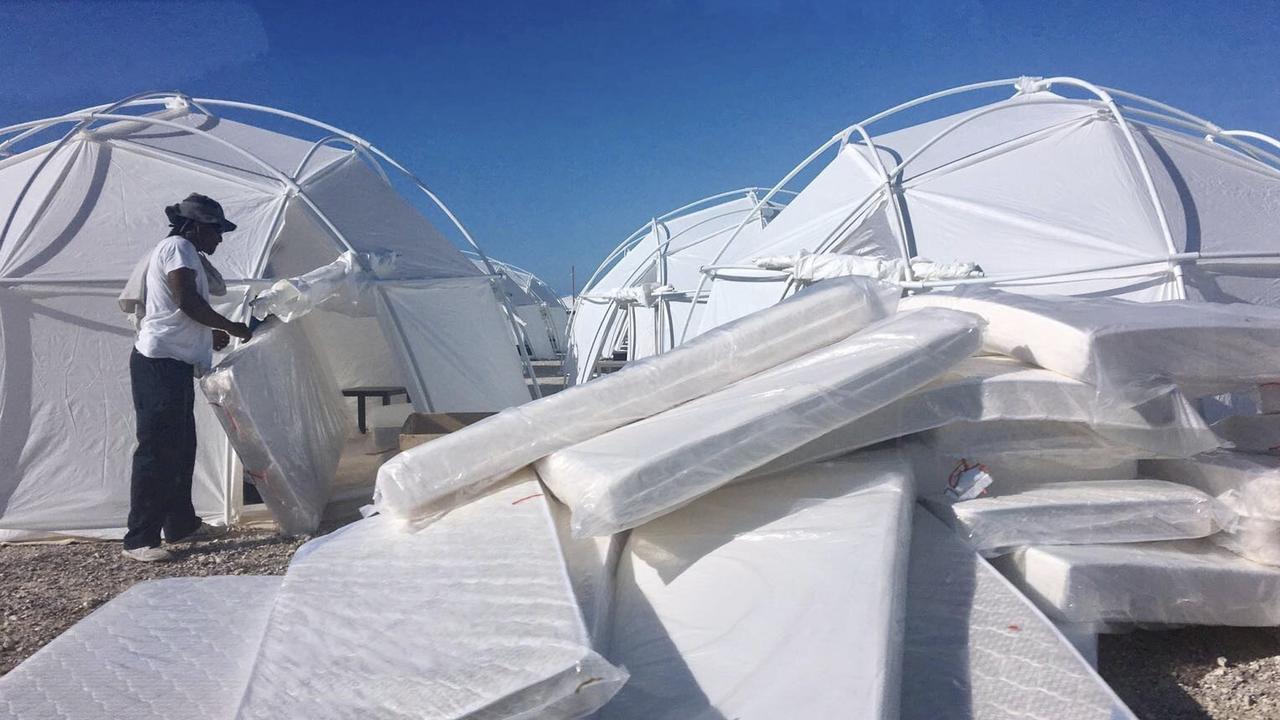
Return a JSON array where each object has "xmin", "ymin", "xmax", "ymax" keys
[
  {"xmin": 0, "ymin": 92, "xmax": 535, "ymax": 540},
  {"xmin": 685, "ymin": 76, "xmax": 1280, "ymax": 339},
  {"xmin": 567, "ymin": 188, "xmax": 791, "ymax": 383},
  {"xmin": 466, "ymin": 252, "xmax": 569, "ymax": 361}
]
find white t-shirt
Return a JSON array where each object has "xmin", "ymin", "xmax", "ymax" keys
[{"xmin": 134, "ymin": 236, "xmax": 213, "ymax": 370}]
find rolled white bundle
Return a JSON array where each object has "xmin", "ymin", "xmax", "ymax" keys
[{"xmin": 374, "ymin": 276, "xmax": 900, "ymax": 525}]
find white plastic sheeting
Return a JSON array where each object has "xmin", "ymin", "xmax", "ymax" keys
[
  {"xmin": 754, "ymin": 356, "xmax": 1218, "ymax": 478},
  {"xmin": 902, "ymin": 509, "xmax": 1136, "ymax": 720},
  {"xmin": 376, "ymin": 278, "xmax": 532, "ymax": 413},
  {"xmin": 201, "ymin": 320, "xmax": 348, "ymax": 535},
  {"xmin": 235, "ymin": 474, "xmax": 626, "ymax": 719},
  {"xmin": 374, "ymin": 276, "xmax": 901, "ymax": 525},
  {"xmin": 249, "ymin": 250, "xmax": 373, "ymax": 323},
  {"xmin": 539, "ymin": 308, "xmax": 983, "ymax": 537},
  {"xmin": 601, "ymin": 454, "xmax": 913, "ymax": 720},
  {"xmin": 1143, "ymin": 453, "xmax": 1280, "ymax": 566},
  {"xmin": 903, "ymin": 290, "xmax": 1280, "ymax": 407},
  {"xmin": 995, "ymin": 540, "xmax": 1280, "ymax": 626},
  {"xmin": 921, "ymin": 480, "xmax": 1228, "ymax": 555},
  {"xmin": 0, "ymin": 577, "xmax": 280, "ymax": 720}
]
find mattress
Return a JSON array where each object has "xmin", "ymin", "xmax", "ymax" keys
[
  {"xmin": 375, "ymin": 276, "xmax": 900, "ymax": 526},
  {"xmin": 902, "ymin": 289, "xmax": 1280, "ymax": 408},
  {"xmin": 902, "ymin": 509, "xmax": 1136, "ymax": 720},
  {"xmin": 921, "ymin": 419, "xmax": 1199, "ymax": 467},
  {"xmin": 909, "ymin": 443, "xmax": 1138, "ymax": 496},
  {"xmin": 0, "ymin": 576, "xmax": 280, "ymax": 720},
  {"xmin": 598, "ymin": 453, "xmax": 913, "ymax": 720},
  {"xmin": 994, "ymin": 539, "xmax": 1280, "ymax": 626},
  {"xmin": 538, "ymin": 307, "xmax": 982, "ymax": 537},
  {"xmin": 756, "ymin": 356, "xmax": 1217, "ymax": 477},
  {"xmin": 921, "ymin": 480, "xmax": 1227, "ymax": 555},
  {"xmin": 1143, "ymin": 452, "xmax": 1280, "ymax": 566},
  {"xmin": 235, "ymin": 473, "xmax": 626, "ymax": 719},
  {"xmin": 549, "ymin": 496, "xmax": 626, "ymax": 649},
  {"xmin": 1211, "ymin": 414, "xmax": 1280, "ymax": 455},
  {"xmin": 201, "ymin": 320, "xmax": 349, "ymax": 535}
]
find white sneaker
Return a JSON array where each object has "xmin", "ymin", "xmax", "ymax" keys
[
  {"xmin": 166, "ymin": 522, "xmax": 229, "ymax": 544},
  {"xmin": 122, "ymin": 546, "xmax": 174, "ymax": 563}
]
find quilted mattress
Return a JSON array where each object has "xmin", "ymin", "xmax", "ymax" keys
[
  {"xmin": 538, "ymin": 307, "xmax": 983, "ymax": 537},
  {"xmin": 598, "ymin": 453, "xmax": 913, "ymax": 720},
  {"xmin": 994, "ymin": 539, "xmax": 1280, "ymax": 626},
  {"xmin": 902, "ymin": 509, "xmax": 1135, "ymax": 720},
  {"xmin": 921, "ymin": 480, "xmax": 1227, "ymax": 555},
  {"xmin": 375, "ymin": 276, "xmax": 900, "ymax": 525},
  {"xmin": 902, "ymin": 289, "xmax": 1280, "ymax": 408},
  {"xmin": 234, "ymin": 472, "xmax": 626, "ymax": 719},
  {"xmin": 0, "ymin": 576, "xmax": 280, "ymax": 720}
]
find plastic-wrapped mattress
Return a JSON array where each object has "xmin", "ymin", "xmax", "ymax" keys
[
  {"xmin": 0, "ymin": 576, "xmax": 280, "ymax": 720},
  {"xmin": 538, "ymin": 307, "xmax": 982, "ymax": 537},
  {"xmin": 902, "ymin": 289, "xmax": 1280, "ymax": 407},
  {"xmin": 902, "ymin": 509, "xmax": 1136, "ymax": 720},
  {"xmin": 375, "ymin": 276, "xmax": 900, "ymax": 526},
  {"xmin": 1143, "ymin": 452, "xmax": 1280, "ymax": 566},
  {"xmin": 921, "ymin": 480, "xmax": 1228, "ymax": 555},
  {"xmin": 994, "ymin": 539, "xmax": 1280, "ymax": 626},
  {"xmin": 549, "ymin": 497, "xmax": 626, "ymax": 648},
  {"xmin": 756, "ymin": 356, "xmax": 1217, "ymax": 477},
  {"xmin": 599, "ymin": 453, "xmax": 913, "ymax": 720},
  {"xmin": 201, "ymin": 320, "xmax": 349, "ymax": 535},
  {"xmin": 920, "ymin": 419, "xmax": 1193, "ymax": 469},
  {"xmin": 235, "ymin": 472, "xmax": 626, "ymax": 720}
]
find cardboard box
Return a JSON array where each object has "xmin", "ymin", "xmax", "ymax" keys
[{"xmin": 399, "ymin": 412, "xmax": 494, "ymax": 452}]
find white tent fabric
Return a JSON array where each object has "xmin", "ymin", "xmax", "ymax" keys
[
  {"xmin": 688, "ymin": 77, "xmax": 1280, "ymax": 329},
  {"xmin": 567, "ymin": 189, "xmax": 787, "ymax": 383},
  {"xmin": 0, "ymin": 94, "xmax": 532, "ymax": 538},
  {"xmin": 470, "ymin": 254, "xmax": 568, "ymax": 361}
]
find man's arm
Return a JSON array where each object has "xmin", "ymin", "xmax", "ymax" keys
[{"xmin": 167, "ymin": 268, "xmax": 252, "ymax": 340}]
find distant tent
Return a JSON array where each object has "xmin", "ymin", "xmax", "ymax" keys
[
  {"xmin": 467, "ymin": 253, "xmax": 569, "ymax": 361},
  {"xmin": 688, "ymin": 76, "xmax": 1280, "ymax": 331},
  {"xmin": 567, "ymin": 188, "xmax": 791, "ymax": 384},
  {"xmin": 0, "ymin": 92, "xmax": 536, "ymax": 539}
]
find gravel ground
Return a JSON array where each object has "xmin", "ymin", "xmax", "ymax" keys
[{"xmin": 4, "ymin": 528, "xmax": 1280, "ymax": 718}]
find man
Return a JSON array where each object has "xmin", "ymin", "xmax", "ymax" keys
[{"xmin": 122, "ymin": 194, "xmax": 252, "ymax": 562}]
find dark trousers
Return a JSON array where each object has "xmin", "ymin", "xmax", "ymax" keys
[{"xmin": 123, "ymin": 350, "xmax": 201, "ymax": 549}]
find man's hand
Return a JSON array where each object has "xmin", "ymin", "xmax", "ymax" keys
[
  {"xmin": 226, "ymin": 322, "xmax": 253, "ymax": 342},
  {"xmin": 212, "ymin": 329, "xmax": 230, "ymax": 351}
]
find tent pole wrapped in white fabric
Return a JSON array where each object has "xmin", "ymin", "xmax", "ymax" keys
[
  {"xmin": 0, "ymin": 92, "xmax": 536, "ymax": 539},
  {"xmin": 566, "ymin": 188, "xmax": 794, "ymax": 384},
  {"xmin": 681, "ymin": 76, "xmax": 1280, "ymax": 339}
]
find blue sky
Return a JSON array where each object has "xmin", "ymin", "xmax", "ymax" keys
[{"xmin": 2, "ymin": 0, "xmax": 1278, "ymax": 294}]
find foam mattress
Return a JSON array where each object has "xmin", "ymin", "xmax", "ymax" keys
[
  {"xmin": 201, "ymin": 320, "xmax": 349, "ymax": 535},
  {"xmin": 598, "ymin": 453, "xmax": 913, "ymax": 720},
  {"xmin": 994, "ymin": 539, "xmax": 1280, "ymax": 626},
  {"xmin": 756, "ymin": 356, "xmax": 1217, "ymax": 477},
  {"xmin": 920, "ymin": 419, "xmax": 1186, "ymax": 467},
  {"xmin": 235, "ymin": 473, "xmax": 626, "ymax": 719},
  {"xmin": 1143, "ymin": 452, "xmax": 1280, "ymax": 566},
  {"xmin": 902, "ymin": 509, "xmax": 1136, "ymax": 720},
  {"xmin": 375, "ymin": 276, "xmax": 900, "ymax": 525},
  {"xmin": 902, "ymin": 289, "xmax": 1280, "ymax": 407},
  {"xmin": 549, "ymin": 496, "xmax": 626, "ymax": 649},
  {"xmin": 538, "ymin": 307, "xmax": 982, "ymax": 537},
  {"xmin": 921, "ymin": 480, "xmax": 1227, "ymax": 555},
  {"xmin": 0, "ymin": 576, "xmax": 280, "ymax": 720}
]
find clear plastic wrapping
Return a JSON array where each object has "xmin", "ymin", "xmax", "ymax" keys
[
  {"xmin": 909, "ymin": 444, "xmax": 1138, "ymax": 494},
  {"xmin": 921, "ymin": 480, "xmax": 1229, "ymax": 556},
  {"xmin": 538, "ymin": 308, "xmax": 983, "ymax": 537},
  {"xmin": 1143, "ymin": 452, "xmax": 1280, "ymax": 566},
  {"xmin": 994, "ymin": 539, "xmax": 1280, "ymax": 626},
  {"xmin": 903, "ymin": 289, "xmax": 1280, "ymax": 409},
  {"xmin": 374, "ymin": 276, "xmax": 901, "ymax": 525},
  {"xmin": 902, "ymin": 508, "xmax": 1136, "ymax": 720},
  {"xmin": 755, "ymin": 356, "xmax": 1218, "ymax": 477},
  {"xmin": 920, "ymin": 420, "xmax": 1202, "ymax": 468},
  {"xmin": 1211, "ymin": 414, "xmax": 1280, "ymax": 455},
  {"xmin": 249, "ymin": 250, "xmax": 375, "ymax": 322},
  {"xmin": 601, "ymin": 453, "xmax": 913, "ymax": 720},
  {"xmin": 200, "ymin": 320, "xmax": 349, "ymax": 535},
  {"xmin": 235, "ymin": 473, "xmax": 627, "ymax": 719}
]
